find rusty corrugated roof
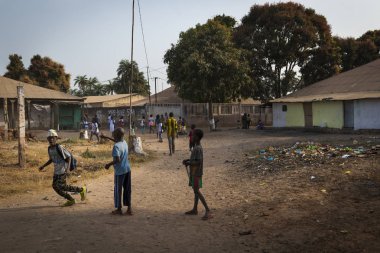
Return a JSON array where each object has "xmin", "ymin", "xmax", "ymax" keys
[
  {"xmin": 272, "ymin": 58, "xmax": 380, "ymax": 103},
  {"xmin": 0, "ymin": 76, "xmax": 83, "ymax": 101}
]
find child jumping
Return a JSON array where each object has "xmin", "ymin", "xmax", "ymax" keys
[
  {"xmin": 39, "ymin": 129, "xmax": 86, "ymax": 206},
  {"xmin": 182, "ymin": 129, "xmax": 212, "ymax": 220},
  {"xmin": 104, "ymin": 127, "xmax": 132, "ymax": 215}
]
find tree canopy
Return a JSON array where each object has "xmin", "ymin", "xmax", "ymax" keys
[
  {"xmin": 115, "ymin": 59, "xmax": 149, "ymax": 96},
  {"xmin": 234, "ymin": 2, "xmax": 340, "ymax": 100},
  {"xmin": 164, "ymin": 18, "xmax": 252, "ymax": 108},
  {"xmin": 3, "ymin": 54, "xmax": 71, "ymax": 92},
  {"xmin": 4, "ymin": 54, "xmax": 28, "ymax": 81}
]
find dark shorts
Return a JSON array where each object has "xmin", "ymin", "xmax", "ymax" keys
[{"xmin": 189, "ymin": 176, "xmax": 202, "ymax": 189}]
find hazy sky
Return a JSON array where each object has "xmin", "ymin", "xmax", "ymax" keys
[{"xmin": 1, "ymin": 0, "xmax": 379, "ymax": 93}]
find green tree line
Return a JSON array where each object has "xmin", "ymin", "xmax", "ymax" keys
[{"xmin": 165, "ymin": 2, "xmax": 380, "ymax": 106}]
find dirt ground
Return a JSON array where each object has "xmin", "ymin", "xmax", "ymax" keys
[{"xmin": 0, "ymin": 129, "xmax": 379, "ymax": 253}]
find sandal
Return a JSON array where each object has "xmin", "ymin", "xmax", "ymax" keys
[
  {"xmin": 111, "ymin": 209, "xmax": 123, "ymax": 215},
  {"xmin": 124, "ymin": 210, "xmax": 133, "ymax": 216},
  {"xmin": 185, "ymin": 210, "xmax": 198, "ymax": 215}
]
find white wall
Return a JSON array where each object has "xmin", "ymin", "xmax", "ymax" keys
[
  {"xmin": 273, "ymin": 103, "xmax": 286, "ymax": 127},
  {"xmin": 354, "ymin": 99, "xmax": 380, "ymax": 130}
]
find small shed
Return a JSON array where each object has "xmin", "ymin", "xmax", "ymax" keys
[
  {"xmin": 272, "ymin": 59, "xmax": 380, "ymax": 130},
  {"xmin": 0, "ymin": 76, "xmax": 83, "ymax": 130}
]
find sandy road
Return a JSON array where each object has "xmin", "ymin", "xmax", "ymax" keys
[{"xmin": 0, "ymin": 129, "xmax": 378, "ymax": 253}]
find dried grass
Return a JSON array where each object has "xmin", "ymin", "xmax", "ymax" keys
[{"xmin": 0, "ymin": 139, "xmax": 150, "ymax": 198}]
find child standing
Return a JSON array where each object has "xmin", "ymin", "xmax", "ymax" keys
[
  {"xmin": 39, "ymin": 129, "xmax": 86, "ymax": 206},
  {"xmin": 182, "ymin": 129, "xmax": 212, "ymax": 220},
  {"xmin": 90, "ymin": 120, "xmax": 100, "ymax": 142},
  {"xmin": 104, "ymin": 127, "xmax": 132, "ymax": 215}
]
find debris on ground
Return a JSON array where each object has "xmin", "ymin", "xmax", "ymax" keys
[{"xmin": 243, "ymin": 142, "xmax": 380, "ymax": 175}]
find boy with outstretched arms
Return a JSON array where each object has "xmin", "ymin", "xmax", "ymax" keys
[
  {"xmin": 104, "ymin": 127, "xmax": 132, "ymax": 215},
  {"xmin": 183, "ymin": 129, "xmax": 212, "ymax": 220},
  {"xmin": 39, "ymin": 129, "xmax": 86, "ymax": 206}
]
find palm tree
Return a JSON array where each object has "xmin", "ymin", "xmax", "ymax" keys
[
  {"xmin": 87, "ymin": 77, "xmax": 100, "ymax": 95},
  {"xmin": 74, "ymin": 75, "xmax": 88, "ymax": 95}
]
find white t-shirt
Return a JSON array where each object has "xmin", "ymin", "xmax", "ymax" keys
[{"xmin": 48, "ymin": 145, "xmax": 71, "ymax": 175}]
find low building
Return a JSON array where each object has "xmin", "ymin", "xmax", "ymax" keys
[
  {"xmin": 272, "ymin": 58, "xmax": 380, "ymax": 130},
  {"xmin": 0, "ymin": 76, "xmax": 83, "ymax": 131}
]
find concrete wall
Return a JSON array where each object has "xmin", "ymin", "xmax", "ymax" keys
[
  {"xmin": 354, "ymin": 99, "xmax": 380, "ymax": 130},
  {"xmin": 273, "ymin": 103, "xmax": 305, "ymax": 127},
  {"xmin": 286, "ymin": 103, "xmax": 305, "ymax": 127},
  {"xmin": 312, "ymin": 101, "xmax": 344, "ymax": 129},
  {"xmin": 273, "ymin": 103, "xmax": 286, "ymax": 127}
]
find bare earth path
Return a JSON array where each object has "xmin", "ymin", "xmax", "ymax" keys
[{"xmin": 0, "ymin": 129, "xmax": 379, "ymax": 253}]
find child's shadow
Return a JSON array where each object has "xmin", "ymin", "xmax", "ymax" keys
[{"xmin": 0, "ymin": 205, "xmax": 60, "ymax": 213}]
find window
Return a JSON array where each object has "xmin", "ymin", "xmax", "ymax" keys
[{"xmin": 282, "ymin": 105, "xmax": 287, "ymax": 112}]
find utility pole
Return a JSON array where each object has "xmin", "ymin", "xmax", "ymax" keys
[
  {"xmin": 146, "ymin": 66, "xmax": 151, "ymax": 106},
  {"xmin": 154, "ymin": 77, "xmax": 158, "ymax": 103},
  {"xmin": 129, "ymin": 0, "xmax": 135, "ymax": 137}
]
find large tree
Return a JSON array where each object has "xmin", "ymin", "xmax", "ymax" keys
[
  {"xmin": 115, "ymin": 59, "xmax": 149, "ymax": 96},
  {"xmin": 334, "ymin": 35, "xmax": 378, "ymax": 72},
  {"xmin": 234, "ymin": 2, "xmax": 340, "ymax": 100},
  {"xmin": 27, "ymin": 55, "xmax": 71, "ymax": 92},
  {"xmin": 164, "ymin": 18, "xmax": 252, "ymax": 118},
  {"xmin": 3, "ymin": 54, "xmax": 29, "ymax": 82},
  {"xmin": 359, "ymin": 29, "xmax": 380, "ymax": 53}
]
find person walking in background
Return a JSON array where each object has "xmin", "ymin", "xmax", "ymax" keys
[
  {"xmin": 188, "ymin": 124, "xmax": 196, "ymax": 151},
  {"xmin": 155, "ymin": 114, "xmax": 163, "ymax": 142},
  {"xmin": 140, "ymin": 116, "xmax": 146, "ymax": 135},
  {"xmin": 109, "ymin": 115, "xmax": 115, "ymax": 133},
  {"xmin": 117, "ymin": 116, "xmax": 125, "ymax": 129},
  {"xmin": 166, "ymin": 112, "xmax": 177, "ymax": 155},
  {"xmin": 148, "ymin": 114, "xmax": 155, "ymax": 134},
  {"xmin": 90, "ymin": 119, "xmax": 100, "ymax": 142}
]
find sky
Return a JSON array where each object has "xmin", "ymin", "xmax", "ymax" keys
[{"xmin": 0, "ymin": 0, "xmax": 379, "ymax": 94}]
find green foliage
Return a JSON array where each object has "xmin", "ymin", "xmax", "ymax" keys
[
  {"xmin": 115, "ymin": 59, "xmax": 149, "ymax": 96},
  {"xmin": 334, "ymin": 33, "xmax": 379, "ymax": 72},
  {"xmin": 4, "ymin": 54, "xmax": 27, "ymax": 81},
  {"xmin": 359, "ymin": 30, "xmax": 380, "ymax": 53},
  {"xmin": 212, "ymin": 14, "xmax": 236, "ymax": 28},
  {"xmin": 27, "ymin": 55, "xmax": 71, "ymax": 92},
  {"xmin": 81, "ymin": 148, "xmax": 96, "ymax": 159},
  {"xmin": 234, "ymin": 2, "xmax": 339, "ymax": 100},
  {"xmin": 3, "ymin": 54, "xmax": 71, "ymax": 93},
  {"xmin": 164, "ymin": 19, "xmax": 252, "ymax": 105},
  {"xmin": 72, "ymin": 75, "xmax": 112, "ymax": 96}
]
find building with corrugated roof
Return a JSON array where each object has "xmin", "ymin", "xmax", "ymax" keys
[
  {"xmin": 271, "ymin": 58, "xmax": 380, "ymax": 130},
  {"xmin": 0, "ymin": 76, "xmax": 83, "ymax": 130}
]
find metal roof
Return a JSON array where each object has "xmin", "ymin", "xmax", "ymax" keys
[
  {"xmin": 272, "ymin": 58, "xmax": 380, "ymax": 103},
  {"xmin": 0, "ymin": 76, "xmax": 83, "ymax": 101}
]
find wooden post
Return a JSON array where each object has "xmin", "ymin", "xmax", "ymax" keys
[
  {"xmin": 27, "ymin": 100, "xmax": 31, "ymax": 130},
  {"xmin": 10, "ymin": 99, "xmax": 16, "ymax": 129},
  {"xmin": 17, "ymin": 86, "xmax": 26, "ymax": 168},
  {"xmin": 3, "ymin": 98, "xmax": 8, "ymax": 141}
]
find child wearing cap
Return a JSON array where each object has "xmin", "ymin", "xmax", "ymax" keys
[{"xmin": 39, "ymin": 129, "xmax": 87, "ymax": 206}]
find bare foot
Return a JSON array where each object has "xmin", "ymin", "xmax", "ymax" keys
[
  {"xmin": 185, "ymin": 210, "xmax": 198, "ymax": 215},
  {"xmin": 201, "ymin": 212, "xmax": 213, "ymax": 220}
]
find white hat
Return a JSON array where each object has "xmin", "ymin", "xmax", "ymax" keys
[{"xmin": 47, "ymin": 129, "xmax": 58, "ymax": 137}]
